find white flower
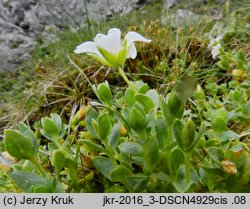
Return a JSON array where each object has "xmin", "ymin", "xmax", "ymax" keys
[
  {"xmin": 208, "ymin": 35, "xmax": 222, "ymax": 59},
  {"xmin": 211, "ymin": 43, "xmax": 221, "ymax": 59},
  {"xmin": 74, "ymin": 28, "xmax": 151, "ymax": 67},
  {"xmin": 208, "ymin": 35, "xmax": 222, "ymax": 48}
]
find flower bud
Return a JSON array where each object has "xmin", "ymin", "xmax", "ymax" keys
[
  {"xmin": 97, "ymin": 81, "xmax": 113, "ymax": 105},
  {"xmin": 221, "ymin": 159, "xmax": 237, "ymax": 175},
  {"xmin": 166, "ymin": 92, "xmax": 184, "ymax": 124},
  {"xmin": 173, "ymin": 118, "xmax": 196, "ymax": 153}
]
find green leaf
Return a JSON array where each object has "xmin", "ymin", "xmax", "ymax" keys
[
  {"xmin": 105, "ymin": 184, "xmax": 127, "ymax": 193},
  {"xmin": 9, "ymin": 171, "xmax": 44, "ymax": 192},
  {"xmin": 19, "ymin": 123, "xmax": 39, "ymax": 153},
  {"xmin": 188, "ymin": 121, "xmax": 206, "ymax": 151},
  {"xmin": 236, "ymin": 50, "xmax": 247, "ymax": 70},
  {"xmin": 211, "ymin": 116, "xmax": 227, "ymax": 133},
  {"xmin": 131, "ymin": 156, "xmax": 144, "ymax": 167},
  {"xmin": 110, "ymin": 166, "xmax": 132, "ymax": 182},
  {"xmin": 129, "ymin": 108, "xmax": 146, "ymax": 131},
  {"xmin": 171, "ymin": 148, "xmax": 185, "ymax": 173},
  {"xmin": 173, "ymin": 119, "xmax": 184, "ymax": 150},
  {"xmin": 64, "ymin": 157, "xmax": 78, "ymax": 172},
  {"xmin": 167, "ymin": 92, "xmax": 184, "ymax": 124},
  {"xmin": 92, "ymin": 120, "xmax": 99, "ymax": 138},
  {"xmin": 144, "ymin": 138, "xmax": 159, "ymax": 172},
  {"xmin": 146, "ymin": 89, "xmax": 159, "ymax": 109},
  {"xmin": 48, "ymin": 142, "xmax": 58, "ymax": 152},
  {"xmin": 41, "ymin": 117, "xmax": 60, "ymax": 139},
  {"xmin": 135, "ymin": 93, "xmax": 155, "ymax": 112},
  {"xmin": 125, "ymin": 89, "xmax": 136, "ymax": 107},
  {"xmin": 207, "ymin": 147, "xmax": 225, "ymax": 164},
  {"xmin": 134, "ymin": 102, "xmax": 146, "ymax": 115},
  {"xmin": 204, "ymin": 139, "xmax": 221, "ymax": 148},
  {"xmin": 136, "ymin": 81, "xmax": 149, "ymax": 93},
  {"xmin": 40, "ymin": 129, "xmax": 54, "ymax": 141},
  {"xmin": 50, "ymin": 113, "xmax": 62, "ymax": 132},
  {"xmin": 86, "ymin": 107, "xmax": 99, "ymax": 138},
  {"xmin": 42, "ymin": 176, "xmax": 64, "ymax": 193},
  {"xmin": 182, "ymin": 118, "xmax": 195, "ymax": 152},
  {"xmin": 219, "ymin": 131, "xmax": 239, "ymax": 142},
  {"xmin": 97, "ymin": 82, "xmax": 113, "ymax": 105},
  {"xmin": 52, "ymin": 150, "xmax": 66, "ymax": 177},
  {"xmin": 4, "ymin": 130, "xmax": 36, "ymax": 160},
  {"xmin": 32, "ymin": 185, "xmax": 50, "ymax": 193},
  {"xmin": 194, "ymin": 84, "xmax": 205, "ymax": 100},
  {"xmin": 155, "ymin": 116, "xmax": 168, "ymax": 148},
  {"xmin": 173, "ymin": 165, "xmax": 197, "ymax": 192},
  {"xmin": 159, "ymin": 96, "xmax": 168, "ymax": 121},
  {"xmin": 98, "ymin": 112, "xmax": 111, "ymax": 140},
  {"xmin": 200, "ymin": 167, "xmax": 225, "ymax": 176},
  {"xmin": 124, "ymin": 174, "xmax": 148, "ymax": 192},
  {"xmin": 119, "ymin": 142, "xmax": 143, "ymax": 155},
  {"xmin": 108, "ymin": 123, "xmax": 121, "ymax": 150},
  {"xmin": 154, "ymin": 172, "xmax": 171, "ymax": 183},
  {"xmin": 214, "ymin": 108, "xmax": 228, "ymax": 121},
  {"xmin": 80, "ymin": 140, "xmax": 105, "ymax": 152},
  {"xmin": 58, "ymin": 124, "xmax": 67, "ymax": 139},
  {"xmin": 93, "ymin": 156, "xmax": 115, "ymax": 180}
]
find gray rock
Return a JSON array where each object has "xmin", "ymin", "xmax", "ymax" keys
[
  {"xmin": 172, "ymin": 9, "xmax": 201, "ymax": 27},
  {"xmin": 0, "ymin": 0, "xmax": 152, "ymax": 72},
  {"xmin": 162, "ymin": 9, "xmax": 201, "ymax": 28},
  {"xmin": 162, "ymin": 0, "xmax": 224, "ymax": 28},
  {"xmin": 163, "ymin": 0, "xmax": 179, "ymax": 10}
]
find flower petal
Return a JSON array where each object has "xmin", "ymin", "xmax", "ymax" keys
[
  {"xmin": 94, "ymin": 33, "xmax": 107, "ymax": 43},
  {"xmin": 107, "ymin": 28, "xmax": 122, "ymax": 54},
  {"xmin": 74, "ymin": 41, "xmax": 99, "ymax": 55},
  {"xmin": 94, "ymin": 28, "xmax": 122, "ymax": 55},
  {"xmin": 124, "ymin": 31, "xmax": 151, "ymax": 47},
  {"xmin": 74, "ymin": 41, "xmax": 107, "ymax": 63},
  {"xmin": 126, "ymin": 43, "xmax": 137, "ymax": 59},
  {"xmin": 211, "ymin": 44, "xmax": 221, "ymax": 59}
]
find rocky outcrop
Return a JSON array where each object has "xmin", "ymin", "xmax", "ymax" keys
[
  {"xmin": 162, "ymin": 0, "xmax": 224, "ymax": 28},
  {"xmin": 163, "ymin": 0, "xmax": 179, "ymax": 10},
  {"xmin": 0, "ymin": 0, "xmax": 150, "ymax": 72}
]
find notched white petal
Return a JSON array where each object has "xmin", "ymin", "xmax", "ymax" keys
[
  {"xmin": 94, "ymin": 28, "xmax": 122, "ymax": 55},
  {"xmin": 74, "ymin": 41, "xmax": 99, "ymax": 54},
  {"xmin": 94, "ymin": 33, "xmax": 106, "ymax": 42},
  {"xmin": 127, "ymin": 43, "xmax": 137, "ymax": 59},
  {"xmin": 107, "ymin": 28, "xmax": 122, "ymax": 54},
  {"xmin": 108, "ymin": 28, "xmax": 121, "ymax": 38},
  {"xmin": 125, "ymin": 31, "xmax": 151, "ymax": 47}
]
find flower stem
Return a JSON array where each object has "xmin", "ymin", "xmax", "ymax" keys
[
  {"xmin": 55, "ymin": 137, "xmax": 63, "ymax": 150},
  {"xmin": 29, "ymin": 156, "xmax": 47, "ymax": 178},
  {"xmin": 167, "ymin": 125, "xmax": 173, "ymax": 179},
  {"xmin": 107, "ymin": 148, "xmax": 118, "ymax": 167},
  {"xmin": 185, "ymin": 152, "xmax": 191, "ymax": 185},
  {"xmin": 118, "ymin": 66, "xmax": 137, "ymax": 91}
]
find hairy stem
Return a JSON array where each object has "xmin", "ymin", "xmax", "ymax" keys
[
  {"xmin": 167, "ymin": 125, "xmax": 173, "ymax": 179},
  {"xmin": 118, "ymin": 66, "xmax": 137, "ymax": 91},
  {"xmin": 185, "ymin": 152, "xmax": 191, "ymax": 185},
  {"xmin": 29, "ymin": 156, "xmax": 47, "ymax": 178}
]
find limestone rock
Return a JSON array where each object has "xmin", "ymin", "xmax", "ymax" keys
[
  {"xmin": 163, "ymin": 0, "xmax": 179, "ymax": 10},
  {"xmin": 0, "ymin": 0, "xmax": 151, "ymax": 72}
]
